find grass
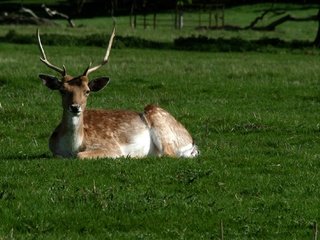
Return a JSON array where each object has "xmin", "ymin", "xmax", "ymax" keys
[{"xmin": 1, "ymin": 3, "xmax": 320, "ymax": 239}]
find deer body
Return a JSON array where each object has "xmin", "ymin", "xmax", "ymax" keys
[
  {"xmin": 49, "ymin": 106, "xmax": 198, "ymax": 159},
  {"xmin": 37, "ymin": 27, "xmax": 199, "ymax": 159},
  {"xmin": 49, "ymin": 109, "xmax": 154, "ymax": 158}
]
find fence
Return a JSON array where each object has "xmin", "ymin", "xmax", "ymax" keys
[{"xmin": 130, "ymin": 4, "xmax": 225, "ymax": 30}]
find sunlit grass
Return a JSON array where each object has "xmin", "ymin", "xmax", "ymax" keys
[
  {"xmin": 1, "ymin": 41, "xmax": 320, "ymax": 238},
  {"xmin": 1, "ymin": 3, "xmax": 320, "ymax": 239}
]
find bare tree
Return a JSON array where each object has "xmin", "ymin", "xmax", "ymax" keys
[
  {"xmin": 42, "ymin": 4, "xmax": 75, "ymax": 27},
  {"xmin": 314, "ymin": 9, "xmax": 320, "ymax": 47},
  {"xmin": 243, "ymin": 6, "xmax": 320, "ymax": 47}
]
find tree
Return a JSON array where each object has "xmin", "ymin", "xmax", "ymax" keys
[
  {"xmin": 68, "ymin": 0, "xmax": 86, "ymax": 15},
  {"xmin": 42, "ymin": 4, "xmax": 75, "ymax": 27},
  {"xmin": 243, "ymin": 5, "xmax": 320, "ymax": 48},
  {"xmin": 314, "ymin": 9, "xmax": 320, "ymax": 47}
]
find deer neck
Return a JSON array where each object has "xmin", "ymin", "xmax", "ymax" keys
[
  {"xmin": 58, "ymin": 110, "xmax": 85, "ymax": 155},
  {"xmin": 62, "ymin": 110, "xmax": 84, "ymax": 132}
]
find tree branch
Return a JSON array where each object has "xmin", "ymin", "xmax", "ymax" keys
[
  {"xmin": 19, "ymin": 7, "xmax": 39, "ymax": 19},
  {"xmin": 42, "ymin": 4, "xmax": 75, "ymax": 27},
  {"xmin": 247, "ymin": 13, "xmax": 318, "ymax": 31},
  {"xmin": 244, "ymin": 9, "xmax": 286, "ymax": 30}
]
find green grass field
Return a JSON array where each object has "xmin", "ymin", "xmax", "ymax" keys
[{"xmin": 1, "ymin": 3, "xmax": 320, "ymax": 239}]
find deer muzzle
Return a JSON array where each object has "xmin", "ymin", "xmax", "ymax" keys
[{"xmin": 69, "ymin": 104, "xmax": 82, "ymax": 115}]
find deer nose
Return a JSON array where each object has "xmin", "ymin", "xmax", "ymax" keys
[{"xmin": 69, "ymin": 104, "xmax": 82, "ymax": 114}]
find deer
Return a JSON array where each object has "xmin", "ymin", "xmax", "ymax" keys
[{"xmin": 37, "ymin": 27, "xmax": 199, "ymax": 159}]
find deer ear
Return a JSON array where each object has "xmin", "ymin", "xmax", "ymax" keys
[
  {"xmin": 39, "ymin": 74, "xmax": 61, "ymax": 90},
  {"xmin": 89, "ymin": 77, "xmax": 110, "ymax": 92}
]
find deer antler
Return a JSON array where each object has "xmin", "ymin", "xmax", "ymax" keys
[
  {"xmin": 83, "ymin": 26, "xmax": 116, "ymax": 76},
  {"xmin": 37, "ymin": 29, "xmax": 66, "ymax": 76}
]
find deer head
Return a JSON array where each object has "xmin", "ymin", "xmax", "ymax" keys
[{"xmin": 37, "ymin": 27, "xmax": 115, "ymax": 116}]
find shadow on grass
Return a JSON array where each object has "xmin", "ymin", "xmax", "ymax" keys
[
  {"xmin": 1, "ymin": 152, "xmax": 53, "ymax": 161},
  {"xmin": 174, "ymin": 35, "xmax": 316, "ymax": 52},
  {"xmin": 0, "ymin": 29, "xmax": 318, "ymax": 52}
]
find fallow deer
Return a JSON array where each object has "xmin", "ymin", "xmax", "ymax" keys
[{"xmin": 37, "ymin": 27, "xmax": 199, "ymax": 159}]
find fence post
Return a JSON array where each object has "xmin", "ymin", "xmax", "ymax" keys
[{"xmin": 143, "ymin": 13, "xmax": 147, "ymax": 29}]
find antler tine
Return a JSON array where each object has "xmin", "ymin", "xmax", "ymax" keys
[
  {"xmin": 37, "ymin": 29, "xmax": 66, "ymax": 76},
  {"xmin": 84, "ymin": 26, "xmax": 116, "ymax": 76}
]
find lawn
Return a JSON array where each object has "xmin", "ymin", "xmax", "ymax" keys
[{"xmin": 1, "ymin": 3, "xmax": 320, "ymax": 239}]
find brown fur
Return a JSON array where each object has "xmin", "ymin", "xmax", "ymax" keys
[{"xmin": 83, "ymin": 109, "xmax": 148, "ymax": 148}]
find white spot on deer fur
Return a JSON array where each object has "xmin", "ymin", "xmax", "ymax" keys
[
  {"xmin": 120, "ymin": 129, "xmax": 156, "ymax": 157},
  {"xmin": 68, "ymin": 114, "xmax": 81, "ymax": 127}
]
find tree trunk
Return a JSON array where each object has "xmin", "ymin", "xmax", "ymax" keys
[{"xmin": 314, "ymin": 9, "xmax": 320, "ymax": 48}]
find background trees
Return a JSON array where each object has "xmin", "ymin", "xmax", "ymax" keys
[
  {"xmin": 1, "ymin": 0, "xmax": 319, "ymax": 18},
  {"xmin": 1, "ymin": 0, "xmax": 319, "ymax": 47}
]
